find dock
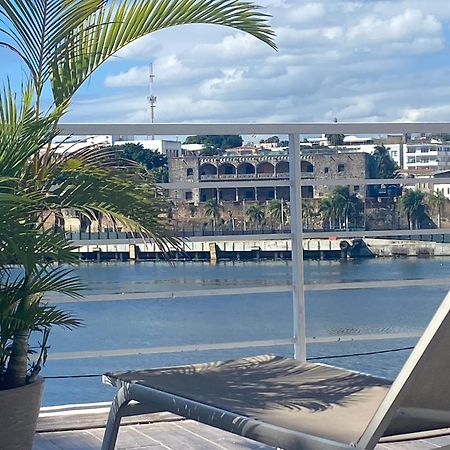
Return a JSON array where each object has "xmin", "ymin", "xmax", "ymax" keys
[{"xmin": 71, "ymin": 235, "xmax": 450, "ymax": 261}]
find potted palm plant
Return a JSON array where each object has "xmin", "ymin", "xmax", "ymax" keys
[{"xmin": 0, "ymin": 0, "xmax": 275, "ymax": 448}]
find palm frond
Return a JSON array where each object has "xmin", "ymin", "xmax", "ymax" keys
[
  {"xmin": 0, "ymin": 0, "xmax": 105, "ymax": 93},
  {"xmin": 26, "ymin": 144, "xmax": 179, "ymax": 252},
  {"xmin": 0, "ymin": 82, "xmax": 66, "ymax": 178}
]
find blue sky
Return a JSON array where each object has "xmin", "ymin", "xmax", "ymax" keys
[{"xmin": 3, "ymin": 0, "xmax": 450, "ymax": 124}]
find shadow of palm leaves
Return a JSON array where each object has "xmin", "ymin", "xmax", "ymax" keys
[{"xmin": 112, "ymin": 355, "xmax": 391, "ymax": 415}]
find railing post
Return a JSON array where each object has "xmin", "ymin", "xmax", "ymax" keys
[{"xmin": 289, "ymin": 133, "xmax": 306, "ymax": 361}]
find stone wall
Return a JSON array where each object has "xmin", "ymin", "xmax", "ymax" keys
[{"xmin": 169, "ymin": 152, "xmax": 373, "ymax": 205}]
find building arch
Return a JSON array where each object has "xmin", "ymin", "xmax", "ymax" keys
[
  {"xmin": 237, "ymin": 162, "xmax": 256, "ymax": 175},
  {"xmin": 301, "ymin": 160, "xmax": 314, "ymax": 173},
  {"xmin": 218, "ymin": 163, "xmax": 236, "ymax": 175},
  {"xmin": 200, "ymin": 163, "xmax": 217, "ymax": 176},
  {"xmin": 275, "ymin": 161, "xmax": 289, "ymax": 174},
  {"xmin": 256, "ymin": 161, "xmax": 275, "ymax": 175}
]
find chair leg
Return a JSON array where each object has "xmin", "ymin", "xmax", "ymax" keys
[{"xmin": 102, "ymin": 386, "xmax": 131, "ymax": 450}]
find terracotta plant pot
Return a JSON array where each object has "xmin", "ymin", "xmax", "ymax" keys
[{"xmin": 0, "ymin": 377, "xmax": 44, "ymax": 450}]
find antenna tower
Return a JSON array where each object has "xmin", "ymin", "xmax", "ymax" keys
[{"xmin": 147, "ymin": 62, "xmax": 156, "ymax": 139}]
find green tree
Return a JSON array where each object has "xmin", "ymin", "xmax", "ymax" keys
[
  {"xmin": 302, "ymin": 199, "xmax": 315, "ymax": 229},
  {"xmin": 267, "ymin": 199, "xmax": 289, "ymax": 229},
  {"xmin": 260, "ymin": 136, "xmax": 280, "ymax": 144},
  {"xmin": 325, "ymin": 134, "xmax": 345, "ymax": 146},
  {"xmin": 332, "ymin": 186, "xmax": 362, "ymax": 230},
  {"xmin": 184, "ymin": 135, "xmax": 244, "ymax": 151},
  {"xmin": 372, "ymin": 145, "xmax": 397, "ymax": 179},
  {"xmin": 319, "ymin": 196, "xmax": 335, "ymax": 230},
  {"xmin": 246, "ymin": 204, "xmax": 265, "ymax": 229},
  {"xmin": 116, "ymin": 143, "xmax": 167, "ymax": 169},
  {"xmin": 204, "ymin": 199, "xmax": 222, "ymax": 231},
  {"xmin": 110, "ymin": 143, "xmax": 169, "ymax": 182},
  {"xmin": 428, "ymin": 190, "xmax": 446, "ymax": 228},
  {"xmin": 0, "ymin": 0, "xmax": 275, "ymax": 389},
  {"xmin": 199, "ymin": 145, "xmax": 222, "ymax": 156},
  {"xmin": 398, "ymin": 189, "xmax": 428, "ymax": 230},
  {"xmin": 267, "ymin": 199, "xmax": 282, "ymax": 228}
]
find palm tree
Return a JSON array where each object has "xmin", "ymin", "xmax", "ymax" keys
[
  {"xmin": 398, "ymin": 189, "xmax": 428, "ymax": 230},
  {"xmin": 267, "ymin": 199, "xmax": 283, "ymax": 229},
  {"xmin": 319, "ymin": 196, "xmax": 335, "ymax": 230},
  {"xmin": 204, "ymin": 199, "xmax": 222, "ymax": 231},
  {"xmin": 0, "ymin": 0, "xmax": 276, "ymax": 389},
  {"xmin": 302, "ymin": 199, "xmax": 315, "ymax": 230},
  {"xmin": 428, "ymin": 190, "xmax": 446, "ymax": 228},
  {"xmin": 332, "ymin": 186, "xmax": 362, "ymax": 230},
  {"xmin": 246, "ymin": 204, "xmax": 265, "ymax": 229},
  {"xmin": 372, "ymin": 145, "xmax": 397, "ymax": 179}
]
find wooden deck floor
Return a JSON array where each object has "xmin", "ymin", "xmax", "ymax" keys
[{"xmin": 33, "ymin": 418, "xmax": 450, "ymax": 450}]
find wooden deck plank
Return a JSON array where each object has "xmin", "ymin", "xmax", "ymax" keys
[
  {"xmin": 34, "ymin": 420, "xmax": 450, "ymax": 450},
  {"xmin": 177, "ymin": 421, "xmax": 274, "ymax": 449},
  {"xmin": 32, "ymin": 434, "xmax": 63, "ymax": 450},
  {"xmin": 38, "ymin": 430, "xmax": 101, "ymax": 450},
  {"xmin": 89, "ymin": 427, "xmax": 162, "ymax": 449},
  {"xmin": 133, "ymin": 422, "xmax": 224, "ymax": 449}
]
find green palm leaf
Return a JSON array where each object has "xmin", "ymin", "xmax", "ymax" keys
[
  {"xmin": 0, "ymin": 82, "xmax": 66, "ymax": 178},
  {"xmin": 0, "ymin": 0, "xmax": 104, "ymax": 97}
]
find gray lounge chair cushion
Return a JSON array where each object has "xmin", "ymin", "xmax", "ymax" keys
[{"xmin": 106, "ymin": 354, "xmax": 391, "ymax": 444}]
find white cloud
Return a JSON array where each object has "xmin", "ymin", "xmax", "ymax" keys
[
  {"xmin": 105, "ymin": 55, "xmax": 188, "ymax": 88},
  {"xmin": 105, "ymin": 66, "xmax": 148, "ymax": 87},
  {"xmin": 66, "ymin": 0, "xmax": 450, "ymax": 125},
  {"xmin": 285, "ymin": 3, "xmax": 325, "ymax": 23},
  {"xmin": 347, "ymin": 9, "xmax": 442, "ymax": 46},
  {"xmin": 114, "ymin": 35, "xmax": 160, "ymax": 60}
]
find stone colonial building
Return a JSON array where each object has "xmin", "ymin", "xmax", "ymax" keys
[{"xmin": 169, "ymin": 150, "xmax": 373, "ymax": 205}]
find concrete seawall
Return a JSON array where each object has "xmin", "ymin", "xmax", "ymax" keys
[
  {"xmin": 72, "ymin": 236, "xmax": 450, "ymax": 261},
  {"xmin": 364, "ymin": 238, "xmax": 450, "ymax": 257}
]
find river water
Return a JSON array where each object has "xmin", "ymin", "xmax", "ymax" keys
[{"xmin": 43, "ymin": 257, "xmax": 450, "ymax": 406}]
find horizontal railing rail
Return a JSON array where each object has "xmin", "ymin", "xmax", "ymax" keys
[
  {"xmin": 46, "ymin": 278, "xmax": 450, "ymax": 305},
  {"xmin": 45, "ymin": 332, "xmax": 423, "ymax": 362},
  {"xmin": 59, "ymin": 122, "xmax": 450, "ymax": 135}
]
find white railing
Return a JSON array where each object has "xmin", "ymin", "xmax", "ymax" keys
[{"xmin": 57, "ymin": 122, "xmax": 450, "ymax": 365}]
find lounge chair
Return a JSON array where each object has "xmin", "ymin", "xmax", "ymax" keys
[{"xmin": 101, "ymin": 290, "xmax": 450, "ymax": 450}]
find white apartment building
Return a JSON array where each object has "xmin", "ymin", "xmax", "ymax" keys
[{"xmin": 404, "ymin": 142, "xmax": 450, "ymax": 172}]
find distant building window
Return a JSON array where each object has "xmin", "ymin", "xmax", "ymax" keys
[
  {"xmin": 187, "ymin": 168, "xmax": 194, "ymax": 176},
  {"xmin": 337, "ymin": 164, "xmax": 345, "ymax": 172},
  {"xmin": 324, "ymin": 167, "xmax": 329, "ymax": 174},
  {"xmin": 354, "ymin": 185, "xmax": 360, "ymax": 193},
  {"xmin": 185, "ymin": 191, "xmax": 193, "ymax": 201}
]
